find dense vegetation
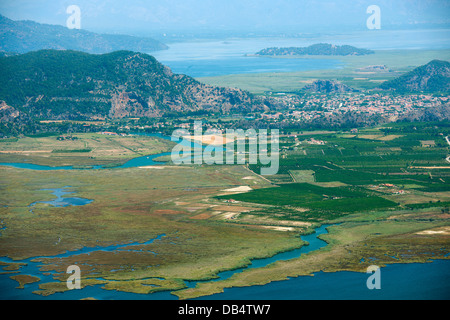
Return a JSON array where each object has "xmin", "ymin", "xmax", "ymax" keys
[
  {"xmin": 0, "ymin": 49, "xmax": 262, "ymax": 127},
  {"xmin": 218, "ymin": 183, "xmax": 396, "ymax": 215}
]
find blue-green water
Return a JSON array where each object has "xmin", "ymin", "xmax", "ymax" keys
[
  {"xmin": 158, "ymin": 55, "xmax": 343, "ymax": 78},
  {"xmin": 28, "ymin": 187, "xmax": 93, "ymax": 213},
  {"xmin": 151, "ymin": 30, "xmax": 450, "ymax": 78},
  {"xmin": 151, "ymin": 38, "xmax": 344, "ymax": 77},
  {"xmin": 0, "ymin": 133, "xmax": 210, "ymax": 171},
  {"xmin": 0, "ymin": 153, "xmax": 169, "ymax": 171},
  {"xmin": 186, "ymin": 224, "xmax": 331, "ymax": 288},
  {"xmin": 0, "ymin": 234, "xmax": 167, "ymax": 300}
]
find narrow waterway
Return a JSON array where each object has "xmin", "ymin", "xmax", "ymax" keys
[
  {"xmin": 0, "ymin": 224, "xmax": 330, "ymax": 299},
  {"xmin": 1, "ymin": 221, "xmax": 448, "ymax": 300},
  {"xmin": 0, "ymin": 133, "xmax": 175, "ymax": 171}
]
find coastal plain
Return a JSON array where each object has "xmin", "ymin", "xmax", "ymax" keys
[{"xmin": 0, "ymin": 127, "xmax": 449, "ymax": 298}]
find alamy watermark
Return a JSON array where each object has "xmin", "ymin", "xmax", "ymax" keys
[
  {"xmin": 66, "ymin": 265, "xmax": 81, "ymax": 289},
  {"xmin": 170, "ymin": 121, "xmax": 279, "ymax": 175},
  {"xmin": 366, "ymin": 265, "xmax": 381, "ymax": 290},
  {"xmin": 66, "ymin": 5, "xmax": 81, "ymax": 30},
  {"xmin": 367, "ymin": 5, "xmax": 381, "ymax": 30}
]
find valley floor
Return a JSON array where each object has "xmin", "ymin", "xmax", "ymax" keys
[{"xmin": 0, "ymin": 126, "xmax": 449, "ymax": 299}]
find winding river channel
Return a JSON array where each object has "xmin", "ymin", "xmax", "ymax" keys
[
  {"xmin": 0, "ymin": 222, "xmax": 339, "ymax": 300},
  {"xmin": 1, "ymin": 220, "xmax": 448, "ymax": 300}
]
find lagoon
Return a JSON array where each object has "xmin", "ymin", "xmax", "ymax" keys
[
  {"xmin": 28, "ymin": 187, "xmax": 93, "ymax": 213},
  {"xmin": 150, "ymin": 30, "xmax": 450, "ymax": 78}
]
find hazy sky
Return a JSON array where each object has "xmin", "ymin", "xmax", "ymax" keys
[{"xmin": 0, "ymin": 0, "xmax": 449, "ymax": 36}]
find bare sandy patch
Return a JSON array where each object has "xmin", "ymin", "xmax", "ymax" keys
[
  {"xmin": 260, "ymin": 226, "xmax": 295, "ymax": 232},
  {"xmin": 240, "ymin": 215, "xmax": 311, "ymax": 227},
  {"xmin": 416, "ymin": 226, "xmax": 450, "ymax": 235},
  {"xmin": 186, "ymin": 207, "xmax": 204, "ymax": 212},
  {"xmin": 221, "ymin": 186, "xmax": 252, "ymax": 193},
  {"xmin": 182, "ymin": 134, "xmax": 234, "ymax": 146},
  {"xmin": 292, "ymin": 208, "xmax": 310, "ymax": 213},
  {"xmin": 223, "ymin": 212, "xmax": 240, "ymax": 219},
  {"xmin": 139, "ymin": 166, "xmax": 165, "ymax": 169},
  {"xmin": 282, "ymin": 221, "xmax": 311, "ymax": 227}
]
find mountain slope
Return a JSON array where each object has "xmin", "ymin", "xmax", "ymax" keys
[
  {"xmin": 0, "ymin": 14, "xmax": 167, "ymax": 54},
  {"xmin": 380, "ymin": 60, "xmax": 450, "ymax": 93},
  {"xmin": 0, "ymin": 50, "xmax": 263, "ymax": 120}
]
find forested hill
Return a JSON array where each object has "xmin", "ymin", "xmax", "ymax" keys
[
  {"xmin": 255, "ymin": 43, "xmax": 374, "ymax": 56},
  {"xmin": 380, "ymin": 60, "xmax": 450, "ymax": 93},
  {"xmin": 0, "ymin": 50, "xmax": 264, "ymax": 121},
  {"xmin": 0, "ymin": 14, "xmax": 168, "ymax": 54}
]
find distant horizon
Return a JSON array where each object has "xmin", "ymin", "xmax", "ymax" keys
[
  {"xmin": 1, "ymin": 0, "xmax": 450, "ymax": 40},
  {"xmin": 1, "ymin": 11, "xmax": 450, "ymax": 50}
]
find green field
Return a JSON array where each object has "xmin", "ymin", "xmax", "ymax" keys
[
  {"xmin": 289, "ymin": 170, "xmax": 315, "ymax": 182},
  {"xmin": 218, "ymin": 183, "xmax": 397, "ymax": 214}
]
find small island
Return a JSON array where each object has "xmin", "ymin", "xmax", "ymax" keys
[
  {"xmin": 255, "ymin": 43, "xmax": 374, "ymax": 56},
  {"xmin": 10, "ymin": 274, "xmax": 40, "ymax": 289}
]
